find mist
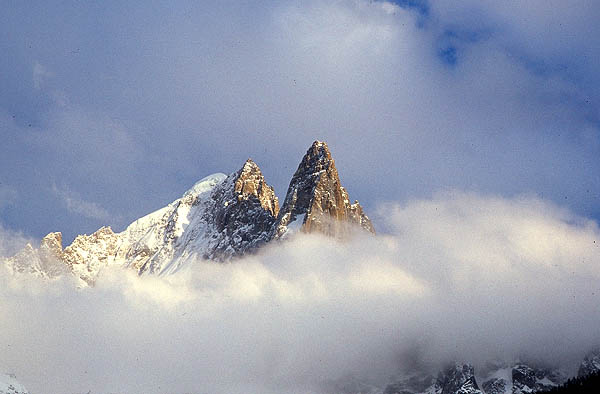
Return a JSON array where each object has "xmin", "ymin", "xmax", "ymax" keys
[{"xmin": 1, "ymin": 193, "xmax": 599, "ymax": 394}]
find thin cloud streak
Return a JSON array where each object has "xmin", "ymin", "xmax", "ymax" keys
[{"xmin": 52, "ymin": 183, "xmax": 113, "ymax": 222}]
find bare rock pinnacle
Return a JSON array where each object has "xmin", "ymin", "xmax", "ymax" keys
[
  {"xmin": 274, "ymin": 140, "xmax": 375, "ymax": 239},
  {"xmin": 205, "ymin": 159, "xmax": 280, "ymax": 260}
]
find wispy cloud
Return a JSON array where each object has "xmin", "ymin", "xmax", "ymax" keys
[
  {"xmin": 51, "ymin": 183, "xmax": 112, "ymax": 222},
  {"xmin": 0, "ymin": 184, "xmax": 18, "ymax": 209},
  {"xmin": 32, "ymin": 61, "xmax": 53, "ymax": 90}
]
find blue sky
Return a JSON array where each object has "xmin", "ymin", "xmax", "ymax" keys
[{"xmin": 1, "ymin": 0, "xmax": 599, "ymax": 242}]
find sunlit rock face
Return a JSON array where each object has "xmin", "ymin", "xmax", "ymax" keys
[{"xmin": 274, "ymin": 140, "xmax": 375, "ymax": 239}]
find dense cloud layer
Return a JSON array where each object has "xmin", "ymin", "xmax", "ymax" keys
[
  {"xmin": 1, "ymin": 1, "xmax": 599, "ymax": 242},
  {"xmin": 1, "ymin": 194, "xmax": 599, "ymax": 394}
]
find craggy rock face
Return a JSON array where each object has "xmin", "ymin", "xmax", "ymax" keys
[
  {"xmin": 205, "ymin": 159, "xmax": 279, "ymax": 261},
  {"xmin": 233, "ymin": 159, "xmax": 279, "ymax": 217},
  {"xmin": 481, "ymin": 377, "xmax": 507, "ymax": 394},
  {"xmin": 274, "ymin": 140, "xmax": 375, "ymax": 239},
  {"xmin": 383, "ymin": 364, "xmax": 482, "ymax": 394},
  {"xmin": 579, "ymin": 349, "xmax": 600, "ymax": 377},
  {"xmin": 382, "ymin": 360, "xmax": 570, "ymax": 394},
  {"xmin": 438, "ymin": 364, "xmax": 482, "ymax": 394}
]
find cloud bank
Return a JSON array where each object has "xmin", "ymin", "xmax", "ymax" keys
[{"xmin": 1, "ymin": 193, "xmax": 599, "ymax": 394}]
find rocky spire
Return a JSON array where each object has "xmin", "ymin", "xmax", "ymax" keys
[
  {"xmin": 233, "ymin": 159, "xmax": 279, "ymax": 216},
  {"xmin": 273, "ymin": 140, "xmax": 374, "ymax": 239},
  {"xmin": 204, "ymin": 159, "xmax": 280, "ymax": 260}
]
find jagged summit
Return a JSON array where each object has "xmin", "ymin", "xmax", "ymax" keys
[
  {"xmin": 5, "ymin": 231, "xmax": 68, "ymax": 278},
  {"xmin": 233, "ymin": 158, "xmax": 279, "ymax": 217},
  {"xmin": 274, "ymin": 140, "xmax": 375, "ymax": 238},
  {"xmin": 206, "ymin": 158, "xmax": 279, "ymax": 261},
  {"xmin": 4, "ymin": 141, "xmax": 374, "ymax": 284}
]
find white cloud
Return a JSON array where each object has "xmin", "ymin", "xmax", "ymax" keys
[
  {"xmin": 1, "ymin": 193, "xmax": 599, "ymax": 393},
  {"xmin": 51, "ymin": 183, "xmax": 112, "ymax": 222},
  {"xmin": 32, "ymin": 61, "xmax": 53, "ymax": 90},
  {"xmin": 0, "ymin": 224, "xmax": 33, "ymax": 258}
]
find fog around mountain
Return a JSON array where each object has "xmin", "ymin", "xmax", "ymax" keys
[{"xmin": 2, "ymin": 192, "xmax": 599, "ymax": 394}]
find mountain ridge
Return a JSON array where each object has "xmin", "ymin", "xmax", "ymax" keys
[{"xmin": 4, "ymin": 141, "xmax": 374, "ymax": 284}]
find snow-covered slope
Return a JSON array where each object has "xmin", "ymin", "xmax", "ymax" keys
[
  {"xmin": 5, "ymin": 232, "xmax": 69, "ymax": 279},
  {"xmin": 57, "ymin": 160, "xmax": 280, "ymax": 284},
  {"xmin": 0, "ymin": 374, "xmax": 29, "ymax": 394}
]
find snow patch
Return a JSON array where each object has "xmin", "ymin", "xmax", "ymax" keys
[
  {"xmin": 0, "ymin": 374, "xmax": 29, "ymax": 394},
  {"xmin": 183, "ymin": 173, "xmax": 227, "ymax": 198}
]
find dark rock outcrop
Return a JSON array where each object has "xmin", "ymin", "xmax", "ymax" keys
[
  {"xmin": 203, "ymin": 159, "xmax": 279, "ymax": 260},
  {"xmin": 511, "ymin": 364, "xmax": 565, "ymax": 393},
  {"xmin": 438, "ymin": 364, "xmax": 482, "ymax": 394},
  {"xmin": 481, "ymin": 377, "xmax": 506, "ymax": 394},
  {"xmin": 578, "ymin": 349, "xmax": 600, "ymax": 377},
  {"xmin": 383, "ymin": 364, "xmax": 482, "ymax": 394}
]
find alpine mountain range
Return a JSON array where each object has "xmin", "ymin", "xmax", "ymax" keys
[{"xmin": 5, "ymin": 141, "xmax": 374, "ymax": 285}]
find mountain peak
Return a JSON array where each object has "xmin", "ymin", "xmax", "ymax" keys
[
  {"xmin": 274, "ymin": 141, "xmax": 374, "ymax": 238},
  {"xmin": 40, "ymin": 231, "xmax": 62, "ymax": 251},
  {"xmin": 233, "ymin": 159, "xmax": 279, "ymax": 217},
  {"xmin": 182, "ymin": 173, "xmax": 227, "ymax": 199},
  {"xmin": 241, "ymin": 158, "xmax": 259, "ymax": 171},
  {"xmin": 299, "ymin": 140, "xmax": 334, "ymax": 175}
]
